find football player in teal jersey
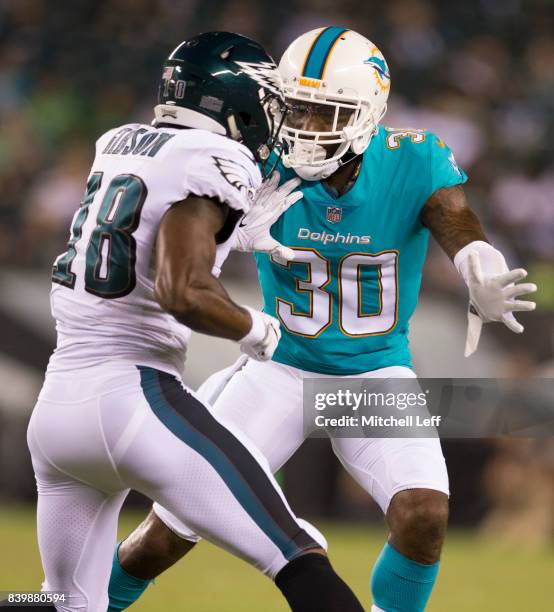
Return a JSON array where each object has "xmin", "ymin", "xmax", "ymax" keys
[{"xmin": 107, "ymin": 28, "xmax": 537, "ymax": 612}]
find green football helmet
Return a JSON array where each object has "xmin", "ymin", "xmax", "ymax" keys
[{"xmin": 154, "ymin": 31, "xmax": 286, "ymax": 167}]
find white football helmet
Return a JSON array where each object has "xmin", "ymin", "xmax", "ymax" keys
[{"xmin": 279, "ymin": 27, "xmax": 390, "ymax": 180}]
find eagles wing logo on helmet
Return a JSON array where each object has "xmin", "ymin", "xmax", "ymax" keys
[
  {"xmin": 213, "ymin": 156, "xmax": 256, "ymax": 201},
  {"xmin": 234, "ymin": 61, "xmax": 283, "ymax": 97}
]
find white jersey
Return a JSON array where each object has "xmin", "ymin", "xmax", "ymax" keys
[{"xmin": 48, "ymin": 123, "xmax": 261, "ymax": 377}]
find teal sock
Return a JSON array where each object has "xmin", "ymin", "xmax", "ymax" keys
[
  {"xmin": 370, "ymin": 542, "xmax": 439, "ymax": 612},
  {"xmin": 107, "ymin": 542, "xmax": 152, "ymax": 611}
]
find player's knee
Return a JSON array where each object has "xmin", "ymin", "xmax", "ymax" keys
[{"xmin": 388, "ymin": 489, "xmax": 448, "ymax": 550}]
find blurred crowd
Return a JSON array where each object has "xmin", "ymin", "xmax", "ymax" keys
[{"xmin": 0, "ymin": 0, "xmax": 551, "ymax": 265}]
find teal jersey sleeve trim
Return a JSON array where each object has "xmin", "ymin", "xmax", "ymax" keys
[{"xmin": 428, "ymin": 132, "xmax": 468, "ymax": 195}]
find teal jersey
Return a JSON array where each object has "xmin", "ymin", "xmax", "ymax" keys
[{"xmin": 255, "ymin": 127, "xmax": 468, "ymax": 375}]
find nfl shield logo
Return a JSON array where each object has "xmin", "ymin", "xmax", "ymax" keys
[{"xmin": 326, "ymin": 206, "xmax": 342, "ymax": 224}]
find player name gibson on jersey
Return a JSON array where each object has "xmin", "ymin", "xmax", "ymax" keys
[{"xmin": 102, "ymin": 126, "xmax": 176, "ymax": 158}]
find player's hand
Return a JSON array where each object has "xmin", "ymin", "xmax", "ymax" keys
[
  {"xmin": 463, "ymin": 249, "xmax": 537, "ymax": 357},
  {"xmin": 234, "ymin": 172, "xmax": 303, "ymax": 262},
  {"xmin": 238, "ymin": 305, "xmax": 281, "ymax": 361}
]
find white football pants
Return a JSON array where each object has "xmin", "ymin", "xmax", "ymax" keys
[
  {"xmin": 153, "ymin": 358, "xmax": 449, "ymax": 542},
  {"xmin": 27, "ymin": 362, "xmax": 324, "ymax": 612}
]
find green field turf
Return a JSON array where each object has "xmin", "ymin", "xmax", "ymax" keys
[{"xmin": 1, "ymin": 505, "xmax": 551, "ymax": 611}]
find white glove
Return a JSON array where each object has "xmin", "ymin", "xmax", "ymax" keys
[
  {"xmin": 454, "ymin": 241, "xmax": 537, "ymax": 357},
  {"xmin": 238, "ymin": 305, "xmax": 281, "ymax": 361},
  {"xmin": 234, "ymin": 172, "xmax": 303, "ymax": 262}
]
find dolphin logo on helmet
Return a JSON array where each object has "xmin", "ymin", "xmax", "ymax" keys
[{"xmin": 364, "ymin": 49, "xmax": 391, "ymax": 92}]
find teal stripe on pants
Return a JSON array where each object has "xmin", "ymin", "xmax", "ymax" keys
[{"xmin": 138, "ymin": 366, "xmax": 304, "ymax": 561}]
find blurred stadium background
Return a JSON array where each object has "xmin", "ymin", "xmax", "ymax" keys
[{"xmin": 0, "ymin": 0, "xmax": 552, "ymax": 610}]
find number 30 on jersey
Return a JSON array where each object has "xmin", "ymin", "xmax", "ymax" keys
[{"xmin": 272, "ymin": 248, "xmax": 399, "ymax": 337}]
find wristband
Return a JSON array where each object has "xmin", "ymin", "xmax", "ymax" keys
[
  {"xmin": 453, "ymin": 241, "xmax": 506, "ymax": 284},
  {"xmin": 238, "ymin": 305, "xmax": 266, "ymax": 345}
]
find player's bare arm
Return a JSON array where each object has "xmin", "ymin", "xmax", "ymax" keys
[
  {"xmin": 421, "ymin": 184, "xmax": 487, "ymax": 259},
  {"xmin": 154, "ymin": 195, "xmax": 251, "ymax": 340},
  {"xmin": 155, "ymin": 194, "xmax": 281, "ymax": 362}
]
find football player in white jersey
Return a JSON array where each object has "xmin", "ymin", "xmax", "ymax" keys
[
  {"xmin": 104, "ymin": 28, "xmax": 537, "ymax": 612},
  {"xmin": 26, "ymin": 32, "xmax": 365, "ymax": 612}
]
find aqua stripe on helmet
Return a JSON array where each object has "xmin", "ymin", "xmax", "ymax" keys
[{"xmin": 302, "ymin": 27, "xmax": 349, "ymax": 80}]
